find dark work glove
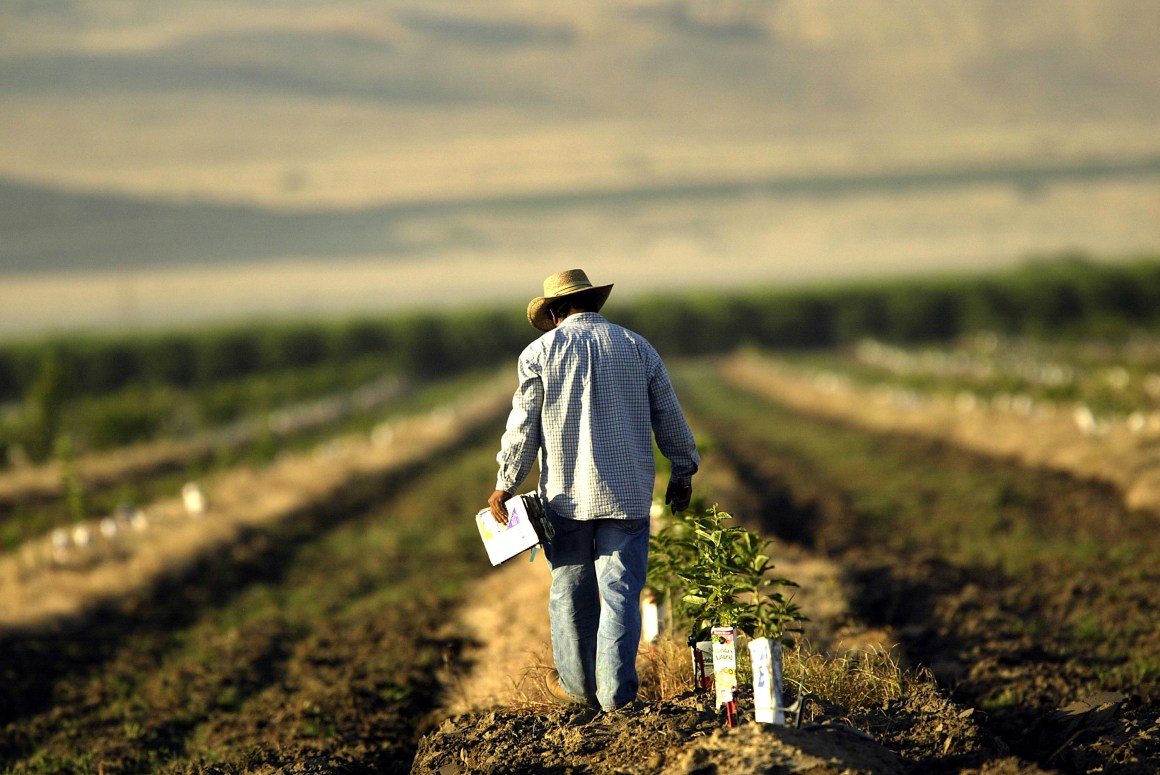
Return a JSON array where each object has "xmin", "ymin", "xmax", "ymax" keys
[{"xmin": 664, "ymin": 476, "xmax": 692, "ymax": 514}]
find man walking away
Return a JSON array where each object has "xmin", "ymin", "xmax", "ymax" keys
[{"xmin": 488, "ymin": 269, "xmax": 699, "ymax": 712}]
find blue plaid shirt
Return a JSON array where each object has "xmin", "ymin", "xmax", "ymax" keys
[{"xmin": 495, "ymin": 312, "xmax": 699, "ymax": 521}]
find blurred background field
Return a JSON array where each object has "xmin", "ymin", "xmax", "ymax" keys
[{"xmin": 1, "ymin": 0, "xmax": 1158, "ymax": 336}]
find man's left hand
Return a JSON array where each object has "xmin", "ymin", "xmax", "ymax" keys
[
  {"xmin": 489, "ymin": 489, "xmax": 513, "ymax": 524},
  {"xmin": 664, "ymin": 477, "xmax": 692, "ymax": 513}
]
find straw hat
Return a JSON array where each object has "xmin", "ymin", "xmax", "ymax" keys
[{"xmin": 527, "ymin": 269, "xmax": 614, "ymax": 332}]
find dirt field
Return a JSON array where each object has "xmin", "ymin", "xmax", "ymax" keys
[
  {"xmin": 4, "ymin": 2, "xmax": 1159, "ymax": 766},
  {"xmin": 413, "ymin": 356, "xmax": 1160, "ymax": 773},
  {"xmin": 2, "ymin": 354, "xmax": 1159, "ymax": 773}
]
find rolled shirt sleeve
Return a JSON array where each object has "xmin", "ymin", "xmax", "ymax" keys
[{"xmin": 495, "ymin": 355, "xmax": 544, "ymax": 493}]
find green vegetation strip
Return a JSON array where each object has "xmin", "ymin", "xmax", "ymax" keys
[
  {"xmin": 0, "ymin": 437, "xmax": 499, "ymax": 773},
  {"xmin": 4, "ymin": 254, "xmax": 1160, "ymax": 455},
  {"xmin": 0, "ymin": 369, "xmax": 496, "ymax": 552},
  {"xmin": 676, "ymin": 363, "xmax": 1151, "ymax": 574}
]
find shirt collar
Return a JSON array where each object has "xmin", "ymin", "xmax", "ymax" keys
[{"xmin": 559, "ymin": 311, "xmax": 602, "ymax": 328}]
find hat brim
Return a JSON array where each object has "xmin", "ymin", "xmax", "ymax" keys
[{"xmin": 527, "ymin": 284, "xmax": 613, "ymax": 332}]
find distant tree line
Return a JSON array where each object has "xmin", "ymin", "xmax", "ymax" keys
[
  {"xmin": 0, "ymin": 311, "xmax": 535, "ymax": 462},
  {"xmin": 1, "ymin": 254, "xmax": 1158, "ymax": 438},
  {"xmin": 619, "ymin": 254, "xmax": 1160, "ymax": 358},
  {"xmin": 0, "ymin": 311, "xmax": 534, "ymax": 407}
]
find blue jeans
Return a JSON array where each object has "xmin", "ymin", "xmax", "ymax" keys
[{"xmin": 543, "ymin": 514, "xmax": 650, "ymax": 711}]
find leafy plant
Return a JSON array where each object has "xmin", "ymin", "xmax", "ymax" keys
[{"xmin": 648, "ymin": 505, "xmax": 805, "ymax": 642}]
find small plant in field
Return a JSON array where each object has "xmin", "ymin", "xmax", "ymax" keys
[{"xmin": 648, "ymin": 505, "xmax": 805, "ymax": 643}]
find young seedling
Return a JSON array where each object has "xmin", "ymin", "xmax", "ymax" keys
[
  {"xmin": 648, "ymin": 505, "xmax": 805, "ymax": 644},
  {"xmin": 648, "ymin": 505, "xmax": 806, "ymax": 724}
]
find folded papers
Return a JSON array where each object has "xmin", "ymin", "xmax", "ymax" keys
[{"xmin": 476, "ymin": 493, "xmax": 550, "ymax": 566}]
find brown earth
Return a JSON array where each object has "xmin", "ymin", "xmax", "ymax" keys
[{"xmin": 3, "ymin": 355, "xmax": 1160, "ymax": 773}]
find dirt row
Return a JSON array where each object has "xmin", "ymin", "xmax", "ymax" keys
[
  {"xmin": 693, "ymin": 360, "xmax": 1160, "ymax": 772},
  {"xmin": 695, "ymin": 416, "xmax": 1160, "ymax": 772},
  {"xmin": 0, "ymin": 455, "xmax": 494, "ymax": 773},
  {"xmin": 413, "ymin": 358, "xmax": 1160, "ymax": 774},
  {"xmin": 719, "ymin": 352, "xmax": 1160, "ymax": 516},
  {"xmin": 0, "ymin": 389, "xmax": 521, "ymax": 772},
  {"xmin": 4, "ymin": 354, "xmax": 1158, "ymax": 772},
  {"xmin": 0, "ymin": 375, "xmax": 409, "ymax": 515}
]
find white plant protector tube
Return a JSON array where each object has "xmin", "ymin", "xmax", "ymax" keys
[
  {"xmin": 748, "ymin": 637, "xmax": 786, "ymax": 724},
  {"xmin": 641, "ymin": 592, "xmax": 660, "ymax": 644},
  {"xmin": 182, "ymin": 481, "xmax": 207, "ymax": 517}
]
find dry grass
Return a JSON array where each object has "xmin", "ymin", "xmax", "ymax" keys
[
  {"xmin": 452, "ymin": 628, "xmax": 910, "ymax": 714},
  {"xmin": 638, "ymin": 634, "xmax": 912, "ymax": 713},
  {"xmin": 784, "ymin": 642, "xmax": 909, "ymax": 712},
  {"xmin": 509, "ymin": 646, "xmax": 563, "ymax": 709},
  {"xmin": 638, "ymin": 637, "xmax": 702, "ymax": 704}
]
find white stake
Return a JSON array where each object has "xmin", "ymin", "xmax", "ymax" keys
[{"xmin": 749, "ymin": 637, "xmax": 786, "ymax": 725}]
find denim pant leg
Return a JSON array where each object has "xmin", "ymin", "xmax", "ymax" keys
[
  {"xmin": 593, "ymin": 518, "xmax": 650, "ymax": 710},
  {"xmin": 543, "ymin": 517, "xmax": 599, "ymax": 703}
]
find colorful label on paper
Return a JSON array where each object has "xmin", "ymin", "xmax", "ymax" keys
[{"xmin": 711, "ymin": 627, "xmax": 737, "ymax": 709}]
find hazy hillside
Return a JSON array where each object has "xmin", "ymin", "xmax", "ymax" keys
[
  {"xmin": 4, "ymin": 0, "xmax": 1157, "ymax": 209},
  {"xmin": 5, "ymin": 2, "xmax": 1158, "ymax": 125},
  {"xmin": 1, "ymin": 0, "xmax": 1158, "ymax": 333}
]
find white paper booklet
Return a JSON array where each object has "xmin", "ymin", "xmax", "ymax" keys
[{"xmin": 475, "ymin": 495, "xmax": 541, "ymax": 566}]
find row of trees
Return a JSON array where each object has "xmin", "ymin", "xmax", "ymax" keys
[
  {"xmin": 0, "ymin": 311, "xmax": 533, "ymax": 462},
  {"xmin": 2, "ymin": 254, "xmax": 1158, "ymax": 410},
  {"xmin": 621, "ymin": 255, "xmax": 1160, "ymax": 358},
  {"xmin": 0, "ymin": 311, "xmax": 532, "ymax": 406}
]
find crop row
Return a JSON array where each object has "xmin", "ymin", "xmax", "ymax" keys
[
  {"xmin": 0, "ymin": 307, "xmax": 532, "ymax": 464},
  {"xmin": 0, "ymin": 370, "xmax": 491, "ymax": 553},
  {"xmin": 791, "ymin": 331, "xmax": 1160, "ymax": 433},
  {"xmin": 0, "ymin": 374, "xmax": 511, "ymax": 629},
  {"xmin": 0, "ymin": 427, "xmax": 503, "ymax": 772},
  {"xmin": 674, "ymin": 363, "xmax": 1160, "ymax": 698}
]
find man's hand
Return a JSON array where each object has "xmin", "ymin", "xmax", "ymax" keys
[
  {"xmin": 489, "ymin": 489, "xmax": 513, "ymax": 524},
  {"xmin": 664, "ymin": 477, "xmax": 692, "ymax": 514}
]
